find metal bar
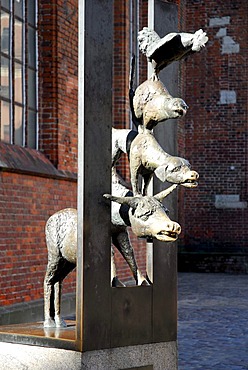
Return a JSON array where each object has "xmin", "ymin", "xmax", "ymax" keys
[
  {"xmin": 76, "ymin": 0, "xmax": 112, "ymax": 352},
  {"xmin": 152, "ymin": 0, "xmax": 178, "ymax": 343},
  {"xmin": 75, "ymin": 0, "xmax": 85, "ymax": 352},
  {"xmin": 146, "ymin": 0, "xmax": 155, "ymax": 282}
]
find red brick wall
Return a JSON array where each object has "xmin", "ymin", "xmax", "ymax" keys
[
  {"xmin": 0, "ymin": 0, "xmax": 79, "ymax": 309},
  {"xmin": 112, "ymin": 0, "xmax": 131, "ymax": 186},
  {"xmin": 38, "ymin": 2, "xmax": 59, "ymax": 166},
  {"xmin": 56, "ymin": 1, "xmax": 78, "ymax": 172},
  {"xmin": 139, "ymin": 0, "xmax": 148, "ymax": 82},
  {"xmin": 39, "ymin": 1, "xmax": 78, "ymax": 173},
  {"xmin": 0, "ymin": 172, "xmax": 77, "ymax": 306},
  {"xmin": 177, "ymin": 0, "xmax": 248, "ymax": 272},
  {"xmin": 113, "ymin": 1, "xmax": 131, "ymax": 130}
]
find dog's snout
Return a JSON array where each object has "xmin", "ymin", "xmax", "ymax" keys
[{"xmin": 191, "ymin": 171, "xmax": 199, "ymax": 179}]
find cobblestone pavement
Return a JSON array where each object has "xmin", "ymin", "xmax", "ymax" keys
[{"xmin": 178, "ymin": 273, "xmax": 248, "ymax": 370}]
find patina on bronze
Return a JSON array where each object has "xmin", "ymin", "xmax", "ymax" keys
[
  {"xmin": 43, "ymin": 21, "xmax": 208, "ymax": 341},
  {"xmin": 130, "ymin": 28, "xmax": 208, "ymax": 131},
  {"xmin": 138, "ymin": 27, "xmax": 208, "ymax": 77},
  {"xmin": 112, "ymin": 127, "xmax": 199, "ymax": 196},
  {"xmin": 104, "ymin": 171, "xmax": 180, "ymax": 242},
  {"xmin": 129, "ymin": 130, "xmax": 199, "ymax": 196},
  {"xmin": 43, "ymin": 169, "xmax": 180, "ymax": 328},
  {"xmin": 133, "ymin": 78, "xmax": 188, "ymax": 131}
]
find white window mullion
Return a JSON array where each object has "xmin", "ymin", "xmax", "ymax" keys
[
  {"xmin": 9, "ymin": 0, "xmax": 13, "ymax": 144},
  {"xmin": 1, "ymin": 0, "xmax": 38, "ymax": 148},
  {"xmin": 22, "ymin": 0, "xmax": 26, "ymax": 146},
  {"xmin": 35, "ymin": 0, "xmax": 38, "ymax": 149}
]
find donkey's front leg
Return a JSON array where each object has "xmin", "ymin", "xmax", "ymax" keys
[
  {"xmin": 112, "ymin": 230, "xmax": 149, "ymax": 286},
  {"xmin": 111, "ymin": 247, "xmax": 126, "ymax": 287},
  {"xmin": 142, "ymin": 173, "xmax": 153, "ymax": 196}
]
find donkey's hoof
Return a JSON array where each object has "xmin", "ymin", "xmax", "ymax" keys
[
  {"xmin": 112, "ymin": 276, "xmax": 126, "ymax": 287},
  {"xmin": 141, "ymin": 279, "xmax": 150, "ymax": 286},
  {"xmin": 55, "ymin": 318, "xmax": 67, "ymax": 328},
  {"xmin": 43, "ymin": 318, "xmax": 56, "ymax": 328}
]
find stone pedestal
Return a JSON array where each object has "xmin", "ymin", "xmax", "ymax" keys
[{"xmin": 0, "ymin": 341, "xmax": 177, "ymax": 370}]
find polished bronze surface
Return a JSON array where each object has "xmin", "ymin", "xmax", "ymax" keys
[{"xmin": 0, "ymin": 321, "xmax": 76, "ymax": 341}]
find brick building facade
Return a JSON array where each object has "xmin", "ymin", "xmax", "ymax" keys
[
  {"xmin": 0, "ymin": 1, "xmax": 78, "ymax": 316},
  {"xmin": 178, "ymin": 0, "xmax": 248, "ymax": 272},
  {"xmin": 0, "ymin": 0, "xmax": 247, "ymax": 322}
]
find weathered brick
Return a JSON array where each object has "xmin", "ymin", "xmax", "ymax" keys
[{"xmin": 177, "ymin": 0, "xmax": 248, "ymax": 273}]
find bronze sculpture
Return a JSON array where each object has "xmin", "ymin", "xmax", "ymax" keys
[
  {"xmin": 43, "ymin": 26, "xmax": 208, "ymax": 328},
  {"xmin": 43, "ymin": 169, "xmax": 180, "ymax": 327},
  {"xmin": 138, "ymin": 27, "xmax": 208, "ymax": 78},
  {"xmin": 112, "ymin": 127, "xmax": 199, "ymax": 196},
  {"xmin": 133, "ymin": 78, "xmax": 188, "ymax": 131},
  {"xmin": 129, "ymin": 130, "xmax": 199, "ymax": 195},
  {"xmin": 105, "ymin": 169, "xmax": 180, "ymax": 243}
]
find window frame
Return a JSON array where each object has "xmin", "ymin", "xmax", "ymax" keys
[{"xmin": 0, "ymin": 0, "xmax": 38, "ymax": 149}]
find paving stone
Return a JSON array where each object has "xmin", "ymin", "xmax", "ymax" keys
[{"xmin": 178, "ymin": 273, "xmax": 248, "ymax": 370}]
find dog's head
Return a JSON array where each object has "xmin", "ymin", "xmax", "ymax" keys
[{"xmin": 155, "ymin": 157, "xmax": 199, "ymax": 187}]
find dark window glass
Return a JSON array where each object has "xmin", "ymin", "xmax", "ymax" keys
[{"xmin": 0, "ymin": 0, "xmax": 38, "ymax": 148}]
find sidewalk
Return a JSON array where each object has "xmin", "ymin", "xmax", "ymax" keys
[{"xmin": 178, "ymin": 273, "xmax": 248, "ymax": 370}]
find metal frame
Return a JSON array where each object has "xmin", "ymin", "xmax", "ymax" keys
[
  {"xmin": 76, "ymin": 0, "xmax": 178, "ymax": 352},
  {"xmin": 0, "ymin": 0, "xmax": 178, "ymax": 353}
]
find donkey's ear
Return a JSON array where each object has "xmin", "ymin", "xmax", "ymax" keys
[
  {"xmin": 154, "ymin": 165, "xmax": 167, "ymax": 182},
  {"xmin": 103, "ymin": 194, "xmax": 139, "ymax": 209},
  {"xmin": 154, "ymin": 184, "xmax": 178, "ymax": 201}
]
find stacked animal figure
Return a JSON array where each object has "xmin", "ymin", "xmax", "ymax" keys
[{"xmin": 43, "ymin": 28, "xmax": 208, "ymax": 328}]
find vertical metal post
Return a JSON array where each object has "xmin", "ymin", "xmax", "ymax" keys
[
  {"xmin": 76, "ymin": 0, "xmax": 112, "ymax": 352},
  {"xmin": 151, "ymin": 0, "xmax": 178, "ymax": 343},
  {"xmin": 146, "ymin": 0, "xmax": 155, "ymax": 283},
  {"xmin": 76, "ymin": 0, "xmax": 178, "ymax": 353},
  {"xmin": 76, "ymin": 0, "xmax": 85, "ymax": 350}
]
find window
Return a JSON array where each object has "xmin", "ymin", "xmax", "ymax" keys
[{"xmin": 0, "ymin": 0, "xmax": 38, "ymax": 149}]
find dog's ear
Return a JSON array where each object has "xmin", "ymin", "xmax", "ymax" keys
[{"xmin": 155, "ymin": 165, "xmax": 167, "ymax": 182}]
